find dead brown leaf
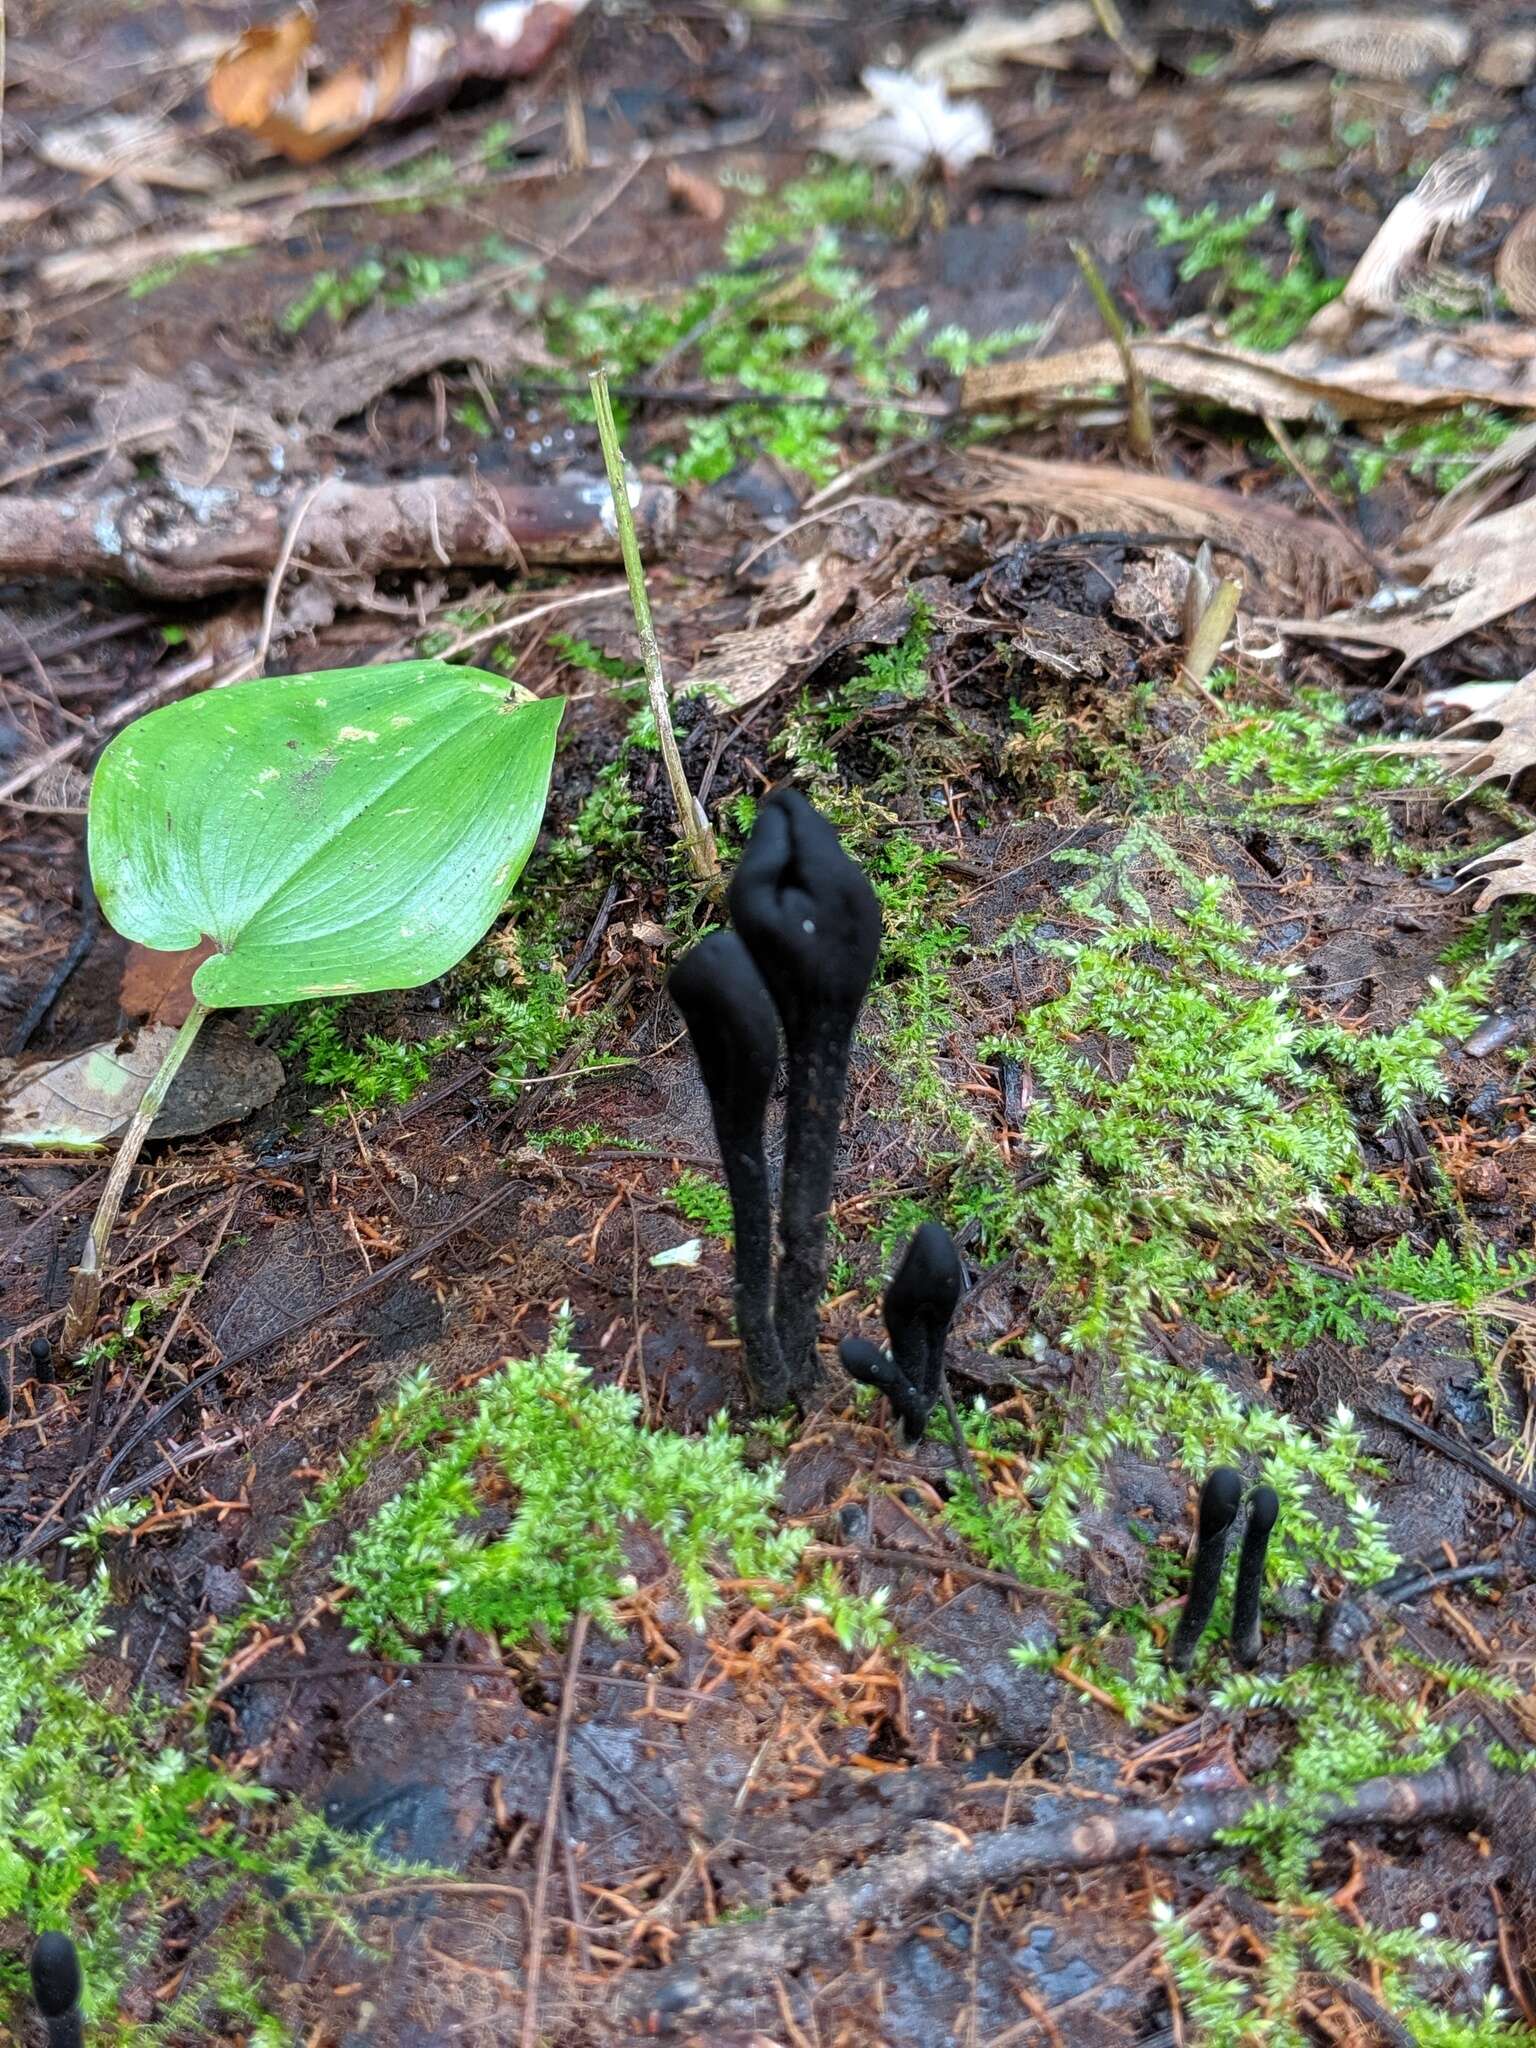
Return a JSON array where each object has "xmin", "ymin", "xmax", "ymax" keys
[
  {"xmin": 961, "ymin": 321, "xmax": 1536, "ymax": 420},
  {"xmin": 37, "ymin": 110, "xmax": 226, "ymax": 192},
  {"xmin": 1459, "ymin": 831, "xmax": 1536, "ymax": 911},
  {"xmin": 1308, "ymin": 150, "xmax": 1490, "ymax": 337},
  {"xmin": 1280, "ymin": 500, "xmax": 1536, "ymax": 681},
  {"xmin": 0, "ymin": 1019, "xmax": 282, "ymax": 1151},
  {"xmin": 208, "ymin": 0, "xmax": 587, "ymax": 164},
  {"xmin": 1497, "ymin": 207, "xmax": 1536, "ymax": 323},
  {"xmin": 683, "ymin": 501, "xmax": 937, "ymax": 709},
  {"xmin": 1251, "ymin": 10, "xmax": 1471, "ymax": 80},
  {"xmin": 1405, "ymin": 419, "xmax": 1536, "ymax": 546},
  {"xmin": 1385, "ymin": 664, "xmax": 1536, "ymax": 794},
  {"xmin": 912, "ymin": 5, "xmax": 1096, "ymax": 86},
  {"xmin": 962, "ymin": 450, "xmax": 1364, "ymax": 612},
  {"xmin": 1475, "ymin": 29, "xmax": 1536, "ymax": 88},
  {"xmin": 120, "ymin": 940, "xmax": 219, "ymax": 1028}
]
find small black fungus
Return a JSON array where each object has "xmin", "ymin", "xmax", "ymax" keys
[
  {"xmin": 883, "ymin": 1221, "xmax": 963, "ymax": 1420},
  {"xmin": 1168, "ymin": 1466, "xmax": 1244, "ymax": 1672},
  {"xmin": 668, "ymin": 929, "xmax": 787, "ymax": 1408},
  {"xmin": 838, "ymin": 1334, "xmax": 931, "ymax": 1441},
  {"xmin": 728, "ymin": 789, "xmax": 881, "ymax": 1398},
  {"xmin": 30, "ymin": 1334, "xmax": 54, "ymax": 1384},
  {"xmin": 838, "ymin": 1224, "xmax": 964, "ymax": 1445},
  {"xmin": 30, "ymin": 1931, "xmax": 84, "ymax": 2048},
  {"xmin": 1230, "ymin": 1483, "xmax": 1279, "ymax": 1668}
]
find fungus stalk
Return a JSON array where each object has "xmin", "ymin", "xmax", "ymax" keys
[
  {"xmin": 668, "ymin": 931, "xmax": 787, "ymax": 1407},
  {"xmin": 31, "ymin": 1933, "xmax": 84, "ymax": 2048},
  {"xmin": 1167, "ymin": 1466, "xmax": 1244, "ymax": 1672},
  {"xmin": 61, "ymin": 998, "xmax": 210, "ymax": 1356},
  {"xmin": 729, "ymin": 790, "xmax": 880, "ymax": 1398},
  {"xmin": 1231, "ymin": 1484, "xmax": 1279, "ymax": 1668}
]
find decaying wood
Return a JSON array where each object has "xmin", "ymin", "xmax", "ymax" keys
[
  {"xmin": 628, "ymin": 1744, "xmax": 1499, "ymax": 2028},
  {"xmin": 0, "ymin": 474, "xmax": 677, "ymax": 598}
]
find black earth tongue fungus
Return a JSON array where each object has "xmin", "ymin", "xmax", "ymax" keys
[
  {"xmin": 30, "ymin": 1334, "xmax": 54, "ymax": 1385},
  {"xmin": 727, "ymin": 788, "xmax": 881, "ymax": 1401},
  {"xmin": 1168, "ymin": 1466, "xmax": 1245, "ymax": 1673},
  {"xmin": 667, "ymin": 929, "xmax": 788, "ymax": 1409},
  {"xmin": 1230, "ymin": 1483, "xmax": 1280, "ymax": 1668},
  {"xmin": 883, "ymin": 1222, "xmax": 964, "ymax": 1426},
  {"xmin": 30, "ymin": 1932, "xmax": 84, "ymax": 2048},
  {"xmin": 838, "ymin": 1334, "xmax": 929, "ymax": 1441}
]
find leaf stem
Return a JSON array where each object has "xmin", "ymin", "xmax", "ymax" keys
[
  {"xmin": 62, "ymin": 999, "xmax": 211, "ymax": 1355},
  {"xmin": 588, "ymin": 368, "xmax": 719, "ymax": 886}
]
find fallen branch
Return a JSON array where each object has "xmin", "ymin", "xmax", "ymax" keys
[
  {"xmin": 627, "ymin": 1744, "xmax": 1498, "ymax": 2028},
  {"xmin": 0, "ymin": 474, "xmax": 677, "ymax": 598}
]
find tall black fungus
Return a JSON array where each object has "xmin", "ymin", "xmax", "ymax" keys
[
  {"xmin": 729, "ymin": 790, "xmax": 881, "ymax": 1397},
  {"xmin": 1230, "ymin": 1484, "xmax": 1279, "ymax": 1668},
  {"xmin": 1168, "ymin": 1466, "xmax": 1244, "ymax": 1672},
  {"xmin": 841, "ymin": 1222, "xmax": 964, "ymax": 1445},
  {"xmin": 668, "ymin": 930, "xmax": 787, "ymax": 1408},
  {"xmin": 30, "ymin": 1932, "xmax": 84, "ymax": 2048}
]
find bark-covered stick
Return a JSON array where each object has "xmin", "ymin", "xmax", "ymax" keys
[
  {"xmin": 631, "ymin": 1745, "xmax": 1498, "ymax": 2027},
  {"xmin": 0, "ymin": 475, "xmax": 677, "ymax": 598}
]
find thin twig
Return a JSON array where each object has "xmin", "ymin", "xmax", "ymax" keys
[
  {"xmin": 520, "ymin": 1611, "xmax": 589, "ymax": 2048},
  {"xmin": 588, "ymin": 369, "xmax": 717, "ymax": 885},
  {"xmin": 249, "ymin": 478, "xmax": 333, "ymax": 677},
  {"xmin": 0, "ymin": 652, "xmax": 216, "ymax": 804}
]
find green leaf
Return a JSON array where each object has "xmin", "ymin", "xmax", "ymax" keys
[{"xmin": 89, "ymin": 663, "xmax": 561, "ymax": 1007}]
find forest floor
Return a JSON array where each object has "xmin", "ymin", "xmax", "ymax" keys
[{"xmin": 4, "ymin": 1, "xmax": 1536, "ymax": 2043}]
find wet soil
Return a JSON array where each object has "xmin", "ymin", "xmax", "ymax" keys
[{"xmin": 5, "ymin": 2, "xmax": 1536, "ymax": 2043}]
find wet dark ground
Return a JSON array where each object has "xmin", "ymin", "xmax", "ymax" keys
[{"xmin": 5, "ymin": 0, "xmax": 1536, "ymax": 2042}]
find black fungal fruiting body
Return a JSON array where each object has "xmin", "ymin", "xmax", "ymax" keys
[
  {"xmin": 884, "ymin": 1222, "xmax": 963, "ymax": 1419},
  {"xmin": 728, "ymin": 790, "xmax": 881, "ymax": 1399},
  {"xmin": 30, "ymin": 1334, "xmax": 54, "ymax": 1384},
  {"xmin": 667, "ymin": 930, "xmax": 787, "ymax": 1408},
  {"xmin": 838, "ymin": 1334, "xmax": 933, "ymax": 1440},
  {"xmin": 1230, "ymin": 1484, "xmax": 1279, "ymax": 1667},
  {"xmin": 1167, "ymin": 1467, "xmax": 1245, "ymax": 1672},
  {"xmin": 31, "ymin": 1932, "xmax": 84, "ymax": 2048},
  {"xmin": 839, "ymin": 1222, "xmax": 964, "ymax": 1444}
]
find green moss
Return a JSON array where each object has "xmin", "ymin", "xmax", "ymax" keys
[
  {"xmin": 0, "ymin": 1557, "xmax": 407, "ymax": 2042},
  {"xmin": 1350, "ymin": 406, "xmax": 1516, "ymax": 496},
  {"xmin": 1198, "ymin": 690, "xmax": 1443, "ymax": 861},
  {"xmin": 544, "ymin": 169, "xmax": 1024, "ymax": 483},
  {"xmin": 319, "ymin": 1319, "xmax": 807, "ymax": 1658},
  {"xmin": 1146, "ymin": 193, "xmax": 1343, "ymax": 349},
  {"xmin": 279, "ymin": 1003, "xmax": 438, "ymax": 1110},
  {"xmin": 672, "ymin": 1169, "xmax": 734, "ymax": 1241}
]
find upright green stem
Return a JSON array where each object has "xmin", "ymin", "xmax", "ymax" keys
[
  {"xmin": 588, "ymin": 369, "xmax": 718, "ymax": 886},
  {"xmin": 62, "ymin": 999, "xmax": 211, "ymax": 1355},
  {"xmin": 1070, "ymin": 241, "xmax": 1154, "ymax": 462}
]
